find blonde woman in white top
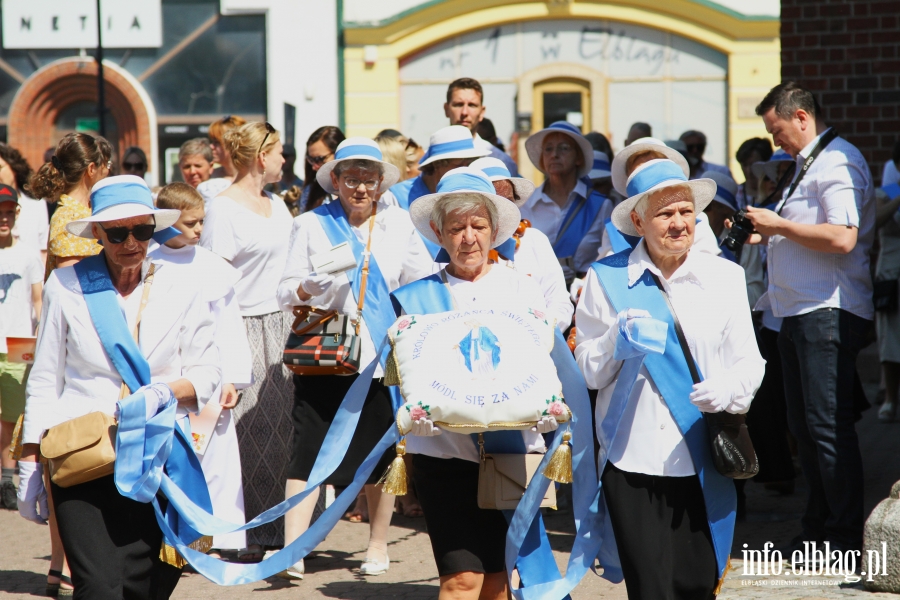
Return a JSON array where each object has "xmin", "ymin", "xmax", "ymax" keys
[{"xmin": 200, "ymin": 122, "xmax": 294, "ymax": 559}]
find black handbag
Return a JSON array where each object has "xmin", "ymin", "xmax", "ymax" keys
[
  {"xmin": 650, "ymin": 275, "xmax": 759, "ymax": 479},
  {"xmin": 873, "ymin": 279, "xmax": 899, "ymax": 313}
]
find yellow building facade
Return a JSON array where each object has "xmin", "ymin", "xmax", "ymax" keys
[{"xmin": 341, "ymin": 0, "xmax": 780, "ymax": 179}]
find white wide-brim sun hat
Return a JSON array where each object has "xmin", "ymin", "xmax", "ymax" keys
[
  {"xmin": 469, "ymin": 157, "xmax": 535, "ymax": 207},
  {"xmin": 409, "ymin": 167, "xmax": 521, "ymax": 249},
  {"xmin": 316, "ymin": 137, "xmax": 402, "ymax": 195},
  {"xmin": 751, "ymin": 149, "xmax": 794, "ymax": 182},
  {"xmin": 611, "ymin": 159, "xmax": 717, "ymax": 238},
  {"xmin": 66, "ymin": 175, "xmax": 181, "ymax": 239},
  {"xmin": 702, "ymin": 170, "xmax": 740, "ymax": 212},
  {"xmin": 418, "ymin": 125, "xmax": 491, "ymax": 168},
  {"xmin": 611, "ymin": 137, "xmax": 691, "ymax": 197},
  {"xmin": 524, "ymin": 121, "xmax": 595, "ymax": 179}
]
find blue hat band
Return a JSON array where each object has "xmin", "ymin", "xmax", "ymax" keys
[
  {"xmin": 592, "ymin": 157, "xmax": 611, "ymax": 171},
  {"xmin": 335, "ymin": 144, "xmax": 382, "ymax": 161},
  {"xmin": 91, "ymin": 183, "xmax": 154, "ymax": 215},
  {"xmin": 625, "ymin": 161, "xmax": 688, "ymax": 198},
  {"xmin": 716, "ymin": 186, "xmax": 737, "ymax": 208},
  {"xmin": 482, "ymin": 165, "xmax": 511, "ymax": 179},
  {"xmin": 548, "ymin": 121, "xmax": 582, "ymax": 136},
  {"xmin": 420, "ymin": 138, "xmax": 477, "ymax": 164},
  {"xmin": 436, "ymin": 172, "xmax": 496, "ymax": 195}
]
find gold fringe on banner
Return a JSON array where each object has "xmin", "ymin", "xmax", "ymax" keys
[
  {"xmin": 159, "ymin": 536, "xmax": 213, "ymax": 568},
  {"xmin": 713, "ymin": 557, "xmax": 732, "ymax": 596},
  {"xmin": 383, "ymin": 350, "xmax": 401, "ymax": 386},
  {"xmin": 10, "ymin": 414, "xmax": 24, "ymax": 460},
  {"xmin": 377, "ymin": 439, "xmax": 408, "ymax": 496},
  {"xmin": 542, "ymin": 429, "xmax": 573, "ymax": 484}
]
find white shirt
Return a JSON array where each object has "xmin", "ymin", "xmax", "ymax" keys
[
  {"xmin": 13, "ymin": 195, "xmax": 49, "ymax": 252},
  {"xmin": 201, "ymin": 193, "xmax": 294, "ymax": 316},
  {"xmin": 277, "ymin": 200, "xmax": 433, "ymax": 377},
  {"xmin": 520, "ymin": 180, "xmax": 612, "ymax": 280},
  {"xmin": 716, "ymin": 229, "xmax": 766, "ymax": 309},
  {"xmin": 765, "ymin": 129, "xmax": 876, "ymax": 320},
  {"xmin": 575, "ymin": 240, "xmax": 765, "ymax": 476},
  {"xmin": 149, "ymin": 244, "xmax": 253, "ymax": 388},
  {"xmin": 405, "ymin": 266, "xmax": 549, "ymax": 463},
  {"xmin": 883, "ymin": 160, "xmax": 899, "ymax": 187},
  {"xmin": 0, "ymin": 241, "xmax": 42, "ymax": 345},
  {"xmin": 22, "ymin": 259, "xmax": 221, "ymax": 444},
  {"xmin": 493, "ymin": 228, "xmax": 573, "ymax": 330}
]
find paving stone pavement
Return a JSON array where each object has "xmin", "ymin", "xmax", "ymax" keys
[{"xmin": 2, "ymin": 348, "xmax": 898, "ymax": 599}]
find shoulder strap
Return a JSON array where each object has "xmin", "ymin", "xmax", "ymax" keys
[
  {"xmin": 777, "ymin": 128, "xmax": 839, "ymax": 213},
  {"xmin": 649, "ymin": 273, "xmax": 700, "ymax": 385},
  {"xmin": 120, "ymin": 264, "xmax": 156, "ymax": 400},
  {"xmin": 353, "ymin": 202, "xmax": 378, "ymax": 334}
]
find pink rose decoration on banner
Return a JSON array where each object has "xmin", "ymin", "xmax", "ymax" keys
[
  {"xmin": 397, "ymin": 319, "xmax": 410, "ymax": 329},
  {"xmin": 548, "ymin": 402, "xmax": 566, "ymax": 417},
  {"xmin": 395, "ymin": 316, "xmax": 417, "ymax": 335},
  {"xmin": 409, "ymin": 406, "xmax": 428, "ymax": 421},
  {"xmin": 532, "ymin": 309, "xmax": 545, "ymax": 320}
]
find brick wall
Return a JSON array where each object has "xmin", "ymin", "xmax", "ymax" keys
[{"xmin": 780, "ymin": 0, "xmax": 900, "ymax": 184}]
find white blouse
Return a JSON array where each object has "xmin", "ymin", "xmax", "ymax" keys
[
  {"xmin": 277, "ymin": 199, "xmax": 434, "ymax": 377},
  {"xmin": 492, "ymin": 227, "xmax": 573, "ymax": 331},
  {"xmin": 200, "ymin": 193, "xmax": 294, "ymax": 317},
  {"xmin": 22, "ymin": 259, "xmax": 221, "ymax": 444},
  {"xmin": 575, "ymin": 240, "xmax": 765, "ymax": 477},
  {"xmin": 405, "ymin": 266, "xmax": 550, "ymax": 463}
]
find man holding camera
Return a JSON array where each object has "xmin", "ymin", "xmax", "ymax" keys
[{"xmin": 744, "ymin": 81, "xmax": 875, "ymax": 556}]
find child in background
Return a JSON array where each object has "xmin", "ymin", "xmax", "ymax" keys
[
  {"xmin": 0, "ymin": 183, "xmax": 42, "ymax": 511},
  {"xmin": 150, "ymin": 183, "xmax": 252, "ymax": 554}
]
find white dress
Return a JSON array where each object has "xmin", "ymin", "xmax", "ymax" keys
[{"xmin": 149, "ymin": 243, "xmax": 253, "ymax": 550}]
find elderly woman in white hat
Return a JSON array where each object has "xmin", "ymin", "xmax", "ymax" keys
[
  {"xmin": 18, "ymin": 175, "xmax": 220, "ymax": 599},
  {"xmin": 469, "ymin": 156, "xmax": 573, "ymax": 330},
  {"xmin": 276, "ymin": 137, "xmax": 433, "ymax": 578},
  {"xmin": 574, "ymin": 159, "xmax": 764, "ymax": 600},
  {"xmin": 391, "ymin": 167, "xmax": 556, "ymax": 600},
  {"xmin": 520, "ymin": 121, "xmax": 612, "ymax": 284}
]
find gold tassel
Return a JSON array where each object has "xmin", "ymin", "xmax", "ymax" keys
[
  {"xmin": 159, "ymin": 536, "xmax": 214, "ymax": 568},
  {"xmin": 543, "ymin": 430, "xmax": 573, "ymax": 484},
  {"xmin": 377, "ymin": 439, "xmax": 408, "ymax": 496},
  {"xmin": 384, "ymin": 350, "xmax": 401, "ymax": 386},
  {"xmin": 713, "ymin": 557, "xmax": 731, "ymax": 596},
  {"xmin": 9, "ymin": 414, "xmax": 24, "ymax": 460}
]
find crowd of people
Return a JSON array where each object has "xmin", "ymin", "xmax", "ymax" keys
[{"xmin": 0, "ymin": 76, "xmax": 894, "ymax": 600}]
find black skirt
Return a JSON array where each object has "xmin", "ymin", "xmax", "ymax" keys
[
  {"xmin": 412, "ymin": 454, "xmax": 509, "ymax": 576},
  {"xmin": 287, "ymin": 373, "xmax": 395, "ymax": 486}
]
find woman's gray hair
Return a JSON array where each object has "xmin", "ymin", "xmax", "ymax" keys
[
  {"xmin": 332, "ymin": 159, "xmax": 385, "ymax": 178},
  {"xmin": 431, "ymin": 193, "xmax": 498, "ymax": 233}
]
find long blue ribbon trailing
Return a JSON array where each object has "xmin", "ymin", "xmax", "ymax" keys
[{"xmin": 592, "ymin": 250, "xmax": 736, "ymax": 581}]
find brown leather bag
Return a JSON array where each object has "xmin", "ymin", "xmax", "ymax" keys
[{"xmin": 41, "ymin": 412, "xmax": 118, "ymax": 487}]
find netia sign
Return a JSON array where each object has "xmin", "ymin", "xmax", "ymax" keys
[{"xmin": 2, "ymin": 0, "xmax": 162, "ymax": 49}]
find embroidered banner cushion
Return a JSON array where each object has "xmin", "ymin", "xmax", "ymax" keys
[{"xmin": 388, "ymin": 307, "xmax": 570, "ymax": 434}]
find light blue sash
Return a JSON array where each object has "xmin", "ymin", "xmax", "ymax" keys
[
  {"xmin": 313, "ymin": 201, "xmax": 398, "ymax": 370},
  {"xmin": 552, "ymin": 190, "xmax": 605, "ymax": 259},
  {"xmin": 388, "ymin": 176, "xmax": 442, "ymax": 259},
  {"xmin": 390, "ymin": 276, "xmax": 603, "ymax": 598},
  {"xmin": 603, "ymin": 218, "xmax": 639, "ymax": 254},
  {"xmin": 591, "ymin": 250, "xmax": 737, "ymax": 581}
]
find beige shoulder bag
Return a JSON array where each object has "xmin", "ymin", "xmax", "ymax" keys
[
  {"xmin": 475, "ymin": 433, "xmax": 557, "ymax": 511},
  {"xmin": 41, "ymin": 265, "xmax": 156, "ymax": 488}
]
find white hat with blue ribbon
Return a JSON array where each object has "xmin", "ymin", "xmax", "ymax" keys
[
  {"xmin": 66, "ymin": 175, "xmax": 181, "ymax": 239},
  {"xmin": 409, "ymin": 167, "xmax": 521, "ymax": 248},
  {"xmin": 751, "ymin": 149, "xmax": 794, "ymax": 182},
  {"xmin": 702, "ymin": 170, "xmax": 739, "ymax": 212},
  {"xmin": 611, "ymin": 137, "xmax": 690, "ymax": 197},
  {"xmin": 588, "ymin": 150, "xmax": 612, "ymax": 180},
  {"xmin": 611, "ymin": 159, "xmax": 716, "ymax": 237},
  {"xmin": 525, "ymin": 121, "xmax": 594, "ymax": 179},
  {"xmin": 316, "ymin": 137, "xmax": 402, "ymax": 195},
  {"xmin": 469, "ymin": 156, "xmax": 535, "ymax": 207},
  {"xmin": 418, "ymin": 125, "xmax": 491, "ymax": 168}
]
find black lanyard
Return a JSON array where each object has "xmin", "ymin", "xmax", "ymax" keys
[{"xmin": 776, "ymin": 128, "xmax": 838, "ymax": 214}]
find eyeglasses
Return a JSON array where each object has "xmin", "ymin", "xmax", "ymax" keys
[
  {"xmin": 122, "ymin": 161, "xmax": 145, "ymax": 171},
  {"xmin": 100, "ymin": 221, "xmax": 156, "ymax": 244},
  {"xmin": 258, "ymin": 122, "xmax": 276, "ymax": 155},
  {"xmin": 306, "ymin": 153, "xmax": 333, "ymax": 166},
  {"xmin": 341, "ymin": 177, "xmax": 381, "ymax": 191},
  {"xmin": 542, "ymin": 143, "xmax": 574, "ymax": 155}
]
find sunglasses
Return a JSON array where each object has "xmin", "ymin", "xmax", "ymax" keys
[
  {"xmin": 258, "ymin": 122, "xmax": 276, "ymax": 155},
  {"xmin": 306, "ymin": 153, "xmax": 333, "ymax": 166},
  {"xmin": 100, "ymin": 221, "xmax": 156, "ymax": 244},
  {"xmin": 122, "ymin": 161, "xmax": 145, "ymax": 171}
]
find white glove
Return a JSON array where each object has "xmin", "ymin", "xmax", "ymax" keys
[
  {"xmin": 569, "ymin": 278, "xmax": 585, "ymax": 304},
  {"xmin": 689, "ymin": 378, "xmax": 736, "ymax": 413},
  {"xmin": 301, "ymin": 272, "xmax": 335, "ymax": 297},
  {"xmin": 17, "ymin": 461, "xmax": 49, "ymax": 525},
  {"xmin": 124, "ymin": 383, "xmax": 176, "ymax": 421},
  {"xmin": 610, "ymin": 308, "xmax": 653, "ymax": 360},
  {"xmin": 410, "ymin": 418, "xmax": 442, "ymax": 437},
  {"xmin": 531, "ymin": 417, "xmax": 559, "ymax": 434}
]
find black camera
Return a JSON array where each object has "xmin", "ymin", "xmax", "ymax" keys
[{"xmin": 722, "ymin": 209, "xmax": 754, "ymax": 259}]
